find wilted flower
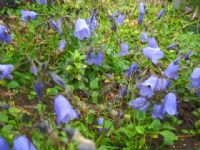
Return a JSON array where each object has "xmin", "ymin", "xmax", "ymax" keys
[
  {"xmin": 57, "ymin": 39, "xmax": 66, "ymax": 53},
  {"xmin": 86, "ymin": 16, "xmax": 97, "ymax": 31},
  {"xmin": 74, "ymin": 18, "xmax": 90, "ymax": 40},
  {"xmin": 115, "ymin": 14, "xmax": 125, "ymax": 25},
  {"xmin": 156, "ymin": 78, "xmax": 170, "ymax": 91},
  {"xmin": 51, "ymin": 18, "xmax": 63, "ymax": 35},
  {"xmin": 140, "ymin": 32, "xmax": 148, "ymax": 42},
  {"xmin": 157, "ymin": 9, "xmax": 165, "ymax": 20},
  {"xmin": 0, "ymin": 25, "xmax": 11, "ymax": 44},
  {"xmin": 163, "ymin": 93, "xmax": 177, "ymax": 116},
  {"xmin": 142, "ymin": 38, "xmax": 164, "ymax": 64},
  {"xmin": 129, "ymin": 97, "xmax": 149, "ymax": 112},
  {"xmin": 49, "ymin": 72, "xmax": 65, "ymax": 88},
  {"xmin": 0, "ymin": 64, "xmax": 14, "ymax": 80},
  {"xmin": 0, "ymin": 136, "xmax": 9, "ymax": 150},
  {"xmin": 163, "ymin": 60, "xmax": 179, "ymax": 80},
  {"xmin": 54, "ymin": 95, "xmax": 78, "ymax": 125},
  {"xmin": 126, "ymin": 63, "xmax": 138, "ymax": 78},
  {"xmin": 190, "ymin": 67, "xmax": 200, "ymax": 88},
  {"xmin": 35, "ymin": 80, "xmax": 42, "ymax": 99},
  {"xmin": 167, "ymin": 43, "xmax": 178, "ymax": 50},
  {"xmin": 137, "ymin": 75, "xmax": 158, "ymax": 98},
  {"xmin": 13, "ymin": 135, "xmax": 36, "ymax": 150},
  {"xmin": 119, "ymin": 43, "xmax": 129, "ymax": 56},
  {"xmin": 30, "ymin": 61, "xmax": 37, "ymax": 76},
  {"xmin": 20, "ymin": 10, "xmax": 37, "ymax": 22},
  {"xmin": 152, "ymin": 104, "xmax": 164, "ymax": 119},
  {"xmin": 119, "ymin": 85, "xmax": 127, "ymax": 97},
  {"xmin": 184, "ymin": 50, "xmax": 192, "ymax": 61},
  {"xmin": 36, "ymin": 0, "xmax": 47, "ymax": 4},
  {"xmin": 138, "ymin": 3, "xmax": 145, "ymax": 25}
]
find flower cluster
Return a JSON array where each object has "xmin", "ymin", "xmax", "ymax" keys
[{"xmin": 84, "ymin": 52, "xmax": 104, "ymax": 66}]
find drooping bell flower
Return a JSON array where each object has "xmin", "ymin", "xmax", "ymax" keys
[
  {"xmin": 0, "ymin": 136, "xmax": 9, "ymax": 150},
  {"xmin": 142, "ymin": 38, "xmax": 164, "ymax": 65},
  {"xmin": 0, "ymin": 25, "xmax": 11, "ymax": 44},
  {"xmin": 54, "ymin": 95, "xmax": 78, "ymax": 125},
  {"xmin": 35, "ymin": 80, "xmax": 42, "ymax": 99},
  {"xmin": 74, "ymin": 18, "xmax": 90, "ymax": 40},
  {"xmin": 157, "ymin": 9, "xmax": 165, "ymax": 20},
  {"xmin": 119, "ymin": 43, "xmax": 129, "ymax": 56},
  {"xmin": 167, "ymin": 43, "xmax": 178, "ymax": 50},
  {"xmin": 184, "ymin": 50, "xmax": 193, "ymax": 61},
  {"xmin": 36, "ymin": 0, "xmax": 47, "ymax": 4},
  {"xmin": 88, "ymin": 52, "xmax": 95, "ymax": 65},
  {"xmin": 129, "ymin": 97, "xmax": 149, "ymax": 112},
  {"xmin": 163, "ymin": 93, "xmax": 177, "ymax": 116},
  {"xmin": 97, "ymin": 118, "xmax": 104, "ymax": 132},
  {"xmin": 86, "ymin": 16, "xmax": 97, "ymax": 31},
  {"xmin": 115, "ymin": 14, "xmax": 125, "ymax": 26},
  {"xmin": 126, "ymin": 63, "xmax": 138, "ymax": 78},
  {"xmin": 51, "ymin": 18, "xmax": 63, "ymax": 35},
  {"xmin": 13, "ymin": 135, "xmax": 36, "ymax": 150},
  {"xmin": 137, "ymin": 75, "xmax": 158, "ymax": 98},
  {"xmin": 109, "ymin": 10, "xmax": 118, "ymax": 20},
  {"xmin": 94, "ymin": 52, "xmax": 103, "ymax": 66},
  {"xmin": 49, "ymin": 72, "xmax": 65, "ymax": 88},
  {"xmin": 0, "ymin": 64, "xmax": 14, "ymax": 80},
  {"xmin": 57, "ymin": 39, "xmax": 66, "ymax": 53},
  {"xmin": 30, "ymin": 61, "xmax": 38, "ymax": 76},
  {"xmin": 156, "ymin": 78, "xmax": 170, "ymax": 91},
  {"xmin": 20, "ymin": 10, "xmax": 37, "ymax": 22},
  {"xmin": 190, "ymin": 67, "xmax": 200, "ymax": 88},
  {"xmin": 152, "ymin": 104, "xmax": 165, "ymax": 119},
  {"xmin": 138, "ymin": 3, "xmax": 145, "ymax": 25},
  {"xmin": 140, "ymin": 32, "xmax": 148, "ymax": 43},
  {"xmin": 163, "ymin": 59, "xmax": 180, "ymax": 80}
]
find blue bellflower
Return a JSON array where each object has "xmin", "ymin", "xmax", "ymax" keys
[
  {"xmin": 0, "ymin": 25, "xmax": 11, "ymax": 44},
  {"xmin": 142, "ymin": 38, "xmax": 164, "ymax": 64},
  {"xmin": 156, "ymin": 78, "xmax": 170, "ymax": 91},
  {"xmin": 86, "ymin": 16, "xmax": 97, "ymax": 31},
  {"xmin": 51, "ymin": 18, "xmax": 63, "ymax": 35},
  {"xmin": 137, "ymin": 75, "xmax": 158, "ymax": 98},
  {"xmin": 57, "ymin": 39, "xmax": 66, "ymax": 53},
  {"xmin": 20, "ymin": 10, "xmax": 37, "ymax": 22},
  {"xmin": 190, "ymin": 67, "xmax": 200, "ymax": 88},
  {"xmin": 119, "ymin": 43, "xmax": 129, "ymax": 56},
  {"xmin": 167, "ymin": 43, "xmax": 178, "ymax": 50},
  {"xmin": 0, "ymin": 136, "xmax": 9, "ymax": 150},
  {"xmin": 140, "ymin": 32, "xmax": 148, "ymax": 42},
  {"xmin": 35, "ymin": 80, "xmax": 42, "ymax": 99},
  {"xmin": 152, "ymin": 104, "xmax": 165, "ymax": 119},
  {"xmin": 157, "ymin": 9, "xmax": 165, "ymax": 20},
  {"xmin": 163, "ymin": 59, "xmax": 180, "ymax": 80},
  {"xmin": 74, "ymin": 18, "xmax": 90, "ymax": 40},
  {"xmin": 115, "ymin": 14, "xmax": 125, "ymax": 25},
  {"xmin": 36, "ymin": 0, "xmax": 47, "ymax": 4},
  {"xmin": 184, "ymin": 50, "xmax": 192, "ymax": 61},
  {"xmin": 85, "ymin": 52, "xmax": 103, "ymax": 66},
  {"xmin": 97, "ymin": 118, "xmax": 104, "ymax": 132},
  {"xmin": 30, "ymin": 61, "xmax": 38, "ymax": 76},
  {"xmin": 13, "ymin": 135, "xmax": 36, "ymax": 150},
  {"xmin": 126, "ymin": 63, "xmax": 138, "ymax": 78},
  {"xmin": 54, "ymin": 95, "xmax": 78, "ymax": 125},
  {"xmin": 0, "ymin": 64, "xmax": 14, "ymax": 80},
  {"xmin": 138, "ymin": 3, "xmax": 145, "ymax": 25},
  {"xmin": 109, "ymin": 10, "xmax": 118, "ymax": 20},
  {"xmin": 95, "ymin": 52, "xmax": 104, "ymax": 66},
  {"xmin": 129, "ymin": 97, "xmax": 149, "ymax": 112},
  {"xmin": 49, "ymin": 72, "xmax": 65, "ymax": 88},
  {"xmin": 163, "ymin": 93, "xmax": 177, "ymax": 116}
]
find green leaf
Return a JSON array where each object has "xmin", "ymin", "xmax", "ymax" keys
[
  {"xmin": 148, "ymin": 119, "xmax": 161, "ymax": 131},
  {"xmin": 135, "ymin": 126, "xmax": 145, "ymax": 134},
  {"xmin": 0, "ymin": 114, "xmax": 8, "ymax": 123},
  {"xmin": 7, "ymin": 81, "xmax": 20, "ymax": 89},
  {"xmin": 160, "ymin": 130, "xmax": 177, "ymax": 145},
  {"xmin": 46, "ymin": 88, "xmax": 58, "ymax": 96},
  {"xmin": 90, "ymin": 78, "xmax": 99, "ymax": 90},
  {"xmin": 91, "ymin": 91, "xmax": 99, "ymax": 103}
]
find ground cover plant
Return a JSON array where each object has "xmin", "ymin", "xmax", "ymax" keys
[{"xmin": 0, "ymin": 0, "xmax": 200, "ymax": 149}]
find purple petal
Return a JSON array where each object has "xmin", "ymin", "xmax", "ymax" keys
[
  {"xmin": 50, "ymin": 72, "xmax": 65, "ymax": 88},
  {"xmin": 74, "ymin": 18, "xmax": 90, "ymax": 40},
  {"xmin": 94, "ymin": 52, "xmax": 103, "ymax": 66},
  {"xmin": 139, "ymin": 3, "xmax": 145, "ymax": 14},
  {"xmin": 126, "ymin": 63, "xmax": 138, "ymax": 78},
  {"xmin": 157, "ymin": 9, "xmax": 165, "ymax": 20},
  {"xmin": 36, "ymin": 0, "xmax": 47, "ymax": 4},
  {"xmin": 54, "ymin": 95, "xmax": 78, "ymax": 125},
  {"xmin": 163, "ymin": 62, "xmax": 179, "ymax": 80},
  {"xmin": 0, "ymin": 25, "xmax": 11, "ymax": 44},
  {"xmin": 167, "ymin": 43, "xmax": 178, "ymax": 50},
  {"xmin": 51, "ymin": 18, "xmax": 63, "ymax": 35},
  {"xmin": 57, "ymin": 39, "xmax": 66, "ymax": 53},
  {"xmin": 109, "ymin": 10, "xmax": 119, "ymax": 20},
  {"xmin": 0, "ymin": 64, "xmax": 14, "ymax": 80},
  {"xmin": 156, "ymin": 78, "xmax": 170, "ymax": 91},
  {"xmin": 88, "ymin": 52, "xmax": 95, "ymax": 65},
  {"xmin": 0, "ymin": 136, "xmax": 9, "ymax": 150},
  {"xmin": 30, "ymin": 61, "xmax": 38, "ymax": 76},
  {"xmin": 148, "ymin": 38, "xmax": 159, "ymax": 48},
  {"xmin": 86, "ymin": 16, "xmax": 97, "ymax": 31},
  {"xmin": 115, "ymin": 14, "xmax": 125, "ymax": 25},
  {"xmin": 13, "ymin": 135, "xmax": 36, "ymax": 150},
  {"xmin": 129, "ymin": 97, "xmax": 149, "ymax": 112},
  {"xmin": 97, "ymin": 118, "xmax": 104, "ymax": 126},
  {"xmin": 138, "ymin": 14, "xmax": 144, "ymax": 25},
  {"xmin": 152, "ymin": 104, "xmax": 165, "ymax": 119},
  {"xmin": 20, "ymin": 10, "xmax": 37, "ymax": 22},
  {"xmin": 35, "ymin": 80, "xmax": 42, "ymax": 99},
  {"xmin": 184, "ymin": 50, "xmax": 193, "ymax": 61},
  {"xmin": 120, "ymin": 43, "xmax": 129, "ymax": 56},
  {"xmin": 163, "ymin": 93, "xmax": 177, "ymax": 116},
  {"xmin": 190, "ymin": 67, "xmax": 200, "ymax": 88},
  {"xmin": 119, "ymin": 85, "xmax": 127, "ymax": 97},
  {"xmin": 140, "ymin": 32, "xmax": 148, "ymax": 42}
]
